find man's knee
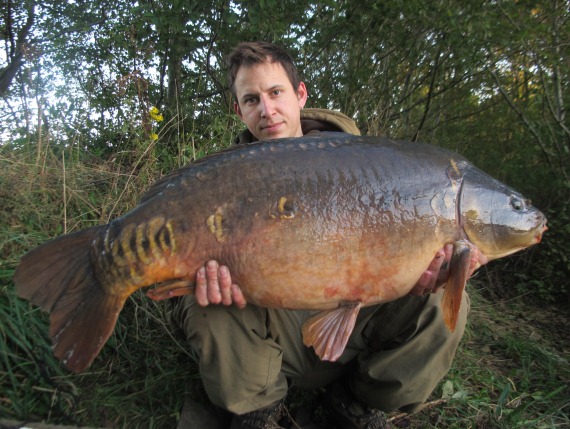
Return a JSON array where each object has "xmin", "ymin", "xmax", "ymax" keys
[{"xmin": 350, "ymin": 290, "xmax": 470, "ymax": 411}]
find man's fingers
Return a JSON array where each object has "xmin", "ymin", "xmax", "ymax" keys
[
  {"xmin": 422, "ymin": 247, "xmax": 447, "ymax": 290},
  {"xmin": 436, "ymin": 243, "xmax": 454, "ymax": 283},
  {"xmin": 219, "ymin": 265, "xmax": 247, "ymax": 307},
  {"xmin": 195, "ymin": 266, "xmax": 210, "ymax": 306},
  {"xmin": 205, "ymin": 260, "xmax": 222, "ymax": 304},
  {"xmin": 195, "ymin": 261, "xmax": 247, "ymax": 308},
  {"xmin": 231, "ymin": 284, "xmax": 247, "ymax": 309},
  {"xmin": 409, "ymin": 271, "xmax": 434, "ymax": 296},
  {"xmin": 218, "ymin": 265, "xmax": 233, "ymax": 306},
  {"xmin": 408, "ymin": 244, "xmax": 454, "ymax": 297},
  {"xmin": 468, "ymin": 249, "xmax": 481, "ymax": 277}
]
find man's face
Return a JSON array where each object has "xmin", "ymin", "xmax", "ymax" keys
[{"xmin": 233, "ymin": 61, "xmax": 307, "ymax": 141}]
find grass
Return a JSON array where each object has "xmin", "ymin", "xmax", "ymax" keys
[
  {"xmin": 400, "ymin": 283, "xmax": 570, "ymax": 429},
  {"xmin": 1, "ymin": 140, "xmax": 568, "ymax": 428}
]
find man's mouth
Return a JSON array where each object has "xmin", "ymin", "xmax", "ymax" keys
[{"xmin": 262, "ymin": 122, "xmax": 284, "ymax": 132}]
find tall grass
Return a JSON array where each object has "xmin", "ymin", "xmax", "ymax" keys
[
  {"xmin": 0, "ymin": 121, "xmax": 236, "ymax": 426},
  {"xmin": 1, "ymin": 127, "xmax": 568, "ymax": 428}
]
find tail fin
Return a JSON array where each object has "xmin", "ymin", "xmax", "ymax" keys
[{"xmin": 14, "ymin": 226, "xmax": 127, "ymax": 372}]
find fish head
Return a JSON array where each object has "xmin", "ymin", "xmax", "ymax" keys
[{"xmin": 458, "ymin": 166, "xmax": 547, "ymax": 261}]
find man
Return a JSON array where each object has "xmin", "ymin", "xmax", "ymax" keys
[{"xmin": 171, "ymin": 42, "xmax": 472, "ymax": 429}]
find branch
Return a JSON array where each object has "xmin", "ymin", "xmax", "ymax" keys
[
  {"xmin": 204, "ymin": 6, "xmax": 229, "ymax": 107},
  {"xmin": 411, "ymin": 40, "xmax": 447, "ymax": 141},
  {"xmin": 0, "ymin": 51, "xmax": 23, "ymax": 95},
  {"xmin": 0, "ymin": 0, "xmax": 35, "ymax": 96},
  {"xmin": 388, "ymin": 70, "xmax": 476, "ymax": 122},
  {"xmin": 6, "ymin": 0, "xmax": 16, "ymax": 54}
]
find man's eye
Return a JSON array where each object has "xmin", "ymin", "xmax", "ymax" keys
[{"xmin": 272, "ymin": 89, "xmax": 282, "ymax": 96}]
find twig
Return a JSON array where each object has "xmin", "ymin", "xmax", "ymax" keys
[
  {"xmin": 62, "ymin": 150, "xmax": 67, "ymax": 234},
  {"xmin": 389, "ymin": 398, "xmax": 448, "ymax": 422}
]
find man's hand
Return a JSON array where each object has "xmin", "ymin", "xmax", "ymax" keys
[
  {"xmin": 195, "ymin": 260, "xmax": 247, "ymax": 308},
  {"xmin": 408, "ymin": 243, "xmax": 482, "ymax": 296},
  {"xmin": 408, "ymin": 244, "xmax": 454, "ymax": 296}
]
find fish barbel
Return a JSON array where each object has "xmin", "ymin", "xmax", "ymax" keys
[{"xmin": 14, "ymin": 134, "xmax": 547, "ymax": 372}]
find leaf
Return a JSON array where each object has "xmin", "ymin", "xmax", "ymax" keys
[
  {"xmin": 451, "ymin": 390, "xmax": 468, "ymax": 400},
  {"xmin": 442, "ymin": 380, "xmax": 454, "ymax": 399}
]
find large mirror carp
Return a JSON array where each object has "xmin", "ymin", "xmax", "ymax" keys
[{"xmin": 14, "ymin": 134, "xmax": 547, "ymax": 372}]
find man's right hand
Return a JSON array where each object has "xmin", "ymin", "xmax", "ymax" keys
[{"xmin": 195, "ymin": 260, "xmax": 247, "ymax": 308}]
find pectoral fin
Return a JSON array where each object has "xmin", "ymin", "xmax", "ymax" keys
[
  {"xmin": 146, "ymin": 279, "xmax": 195, "ymax": 301},
  {"xmin": 442, "ymin": 243, "xmax": 471, "ymax": 332},
  {"xmin": 301, "ymin": 301, "xmax": 362, "ymax": 361}
]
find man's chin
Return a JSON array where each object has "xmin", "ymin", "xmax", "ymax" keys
[{"xmin": 259, "ymin": 131, "xmax": 288, "ymax": 141}]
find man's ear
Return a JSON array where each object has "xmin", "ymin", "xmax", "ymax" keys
[
  {"xmin": 234, "ymin": 101, "xmax": 243, "ymax": 119},
  {"xmin": 297, "ymin": 82, "xmax": 308, "ymax": 108}
]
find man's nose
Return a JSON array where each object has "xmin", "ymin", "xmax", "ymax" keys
[{"xmin": 259, "ymin": 95, "xmax": 276, "ymax": 117}]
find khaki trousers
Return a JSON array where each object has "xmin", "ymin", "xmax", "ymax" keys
[{"xmin": 169, "ymin": 289, "xmax": 469, "ymax": 415}]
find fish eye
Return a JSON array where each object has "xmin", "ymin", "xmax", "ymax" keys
[{"xmin": 510, "ymin": 196, "xmax": 524, "ymax": 211}]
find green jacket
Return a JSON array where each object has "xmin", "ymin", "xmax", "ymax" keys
[{"xmin": 234, "ymin": 108, "xmax": 360, "ymax": 144}]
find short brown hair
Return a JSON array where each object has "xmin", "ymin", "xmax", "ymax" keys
[{"xmin": 226, "ymin": 41, "xmax": 301, "ymax": 99}]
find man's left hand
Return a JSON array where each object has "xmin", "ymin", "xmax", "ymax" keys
[
  {"xmin": 408, "ymin": 243, "xmax": 482, "ymax": 296},
  {"xmin": 408, "ymin": 244, "xmax": 453, "ymax": 296}
]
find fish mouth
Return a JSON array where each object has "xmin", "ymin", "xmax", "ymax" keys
[
  {"xmin": 481, "ymin": 222, "xmax": 547, "ymax": 259},
  {"xmin": 535, "ymin": 224, "xmax": 548, "ymax": 244}
]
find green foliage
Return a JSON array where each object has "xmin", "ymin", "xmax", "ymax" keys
[{"xmin": 0, "ymin": 142, "xmax": 200, "ymax": 427}]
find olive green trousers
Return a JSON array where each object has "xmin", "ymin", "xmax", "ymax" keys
[{"xmin": 169, "ymin": 289, "xmax": 469, "ymax": 415}]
